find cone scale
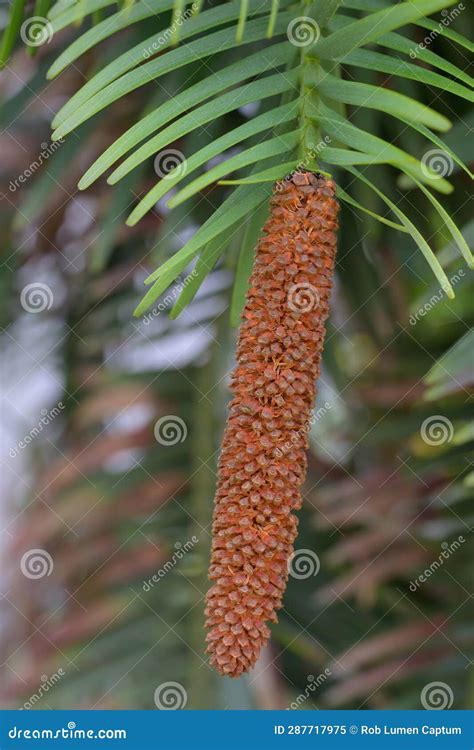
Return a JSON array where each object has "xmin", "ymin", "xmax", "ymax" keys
[{"xmin": 205, "ymin": 171, "xmax": 339, "ymax": 677}]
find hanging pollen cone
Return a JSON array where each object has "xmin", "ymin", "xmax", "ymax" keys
[{"xmin": 205, "ymin": 171, "xmax": 339, "ymax": 677}]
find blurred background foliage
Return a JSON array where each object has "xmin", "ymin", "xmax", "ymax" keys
[{"xmin": 0, "ymin": 0, "xmax": 472, "ymax": 710}]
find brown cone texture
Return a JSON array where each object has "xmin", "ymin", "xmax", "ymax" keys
[{"xmin": 205, "ymin": 171, "xmax": 339, "ymax": 677}]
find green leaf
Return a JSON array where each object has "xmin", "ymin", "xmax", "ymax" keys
[
  {"xmin": 317, "ymin": 74, "xmax": 451, "ymax": 132},
  {"xmin": 342, "ymin": 0, "xmax": 474, "ymax": 46},
  {"xmin": 344, "ymin": 0, "xmax": 473, "ymax": 49},
  {"xmin": 219, "ymin": 161, "xmax": 298, "ymax": 185},
  {"xmin": 464, "ymin": 472, "xmax": 474, "ymax": 489},
  {"xmin": 412, "ymin": 180, "xmax": 474, "ymax": 269},
  {"xmin": 167, "ymin": 131, "xmax": 299, "ymax": 209},
  {"xmin": 424, "ymin": 331, "xmax": 473, "ymax": 400},
  {"xmin": 170, "ymin": 221, "xmax": 242, "ymax": 318},
  {"xmin": 378, "ymin": 30, "xmax": 473, "ymax": 86},
  {"xmin": 342, "ymin": 0, "xmax": 392, "ymax": 9},
  {"xmin": 322, "ymin": 147, "xmax": 401, "ymax": 167},
  {"xmin": 313, "ymin": 0, "xmax": 458, "ymax": 60},
  {"xmin": 83, "ymin": 69, "xmax": 298, "ymax": 192},
  {"xmin": 267, "ymin": 0, "xmax": 279, "ymax": 37},
  {"xmin": 170, "ymin": 0, "xmax": 185, "ymax": 45},
  {"xmin": 53, "ymin": 15, "xmax": 292, "ymax": 134},
  {"xmin": 146, "ymin": 181, "xmax": 271, "ymax": 286},
  {"xmin": 343, "ymin": 48, "xmax": 474, "ymax": 102},
  {"xmin": 317, "ymin": 102, "xmax": 453, "ymax": 193},
  {"xmin": 30, "ymin": 0, "xmax": 52, "ymax": 58},
  {"xmin": 230, "ymin": 200, "xmax": 270, "ymax": 326},
  {"xmin": 417, "ymin": 18, "xmax": 474, "ymax": 53},
  {"xmin": 134, "ymin": 183, "xmax": 272, "ymax": 316},
  {"xmin": 49, "ymin": 0, "xmax": 81, "ymax": 20},
  {"xmin": 451, "ymin": 422, "xmax": 474, "ymax": 447},
  {"xmin": 343, "ymin": 0, "xmax": 474, "ymax": 52},
  {"xmin": 126, "ymin": 101, "xmax": 298, "ymax": 225},
  {"xmin": 49, "ymin": 0, "xmax": 173, "ymax": 83},
  {"xmin": 236, "ymin": 0, "xmax": 249, "ymax": 42},
  {"xmin": 442, "ymin": 110, "xmax": 474, "ymax": 169},
  {"xmin": 0, "ymin": 0, "xmax": 26, "ymax": 68},
  {"xmin": 346, "ymin": 167, "xmax": 455, "ymax": 298},
  {"xmin": 396, "ymin": 121, "xmax": 472, "ymax": 181},
  {"xmin": 49, "ymin": 0, "xmax": 117, "ymax": 28},
  {"xmin": 336, "ymin": 186, "xmax": 408, "ymax": 232},
  {"xmin": 330, "ymin": 13, "xmax": 473, "ymax": 85},
  {"xmin": 48, "ymin": 0, "xmax": 290, "ymax": 82}
]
